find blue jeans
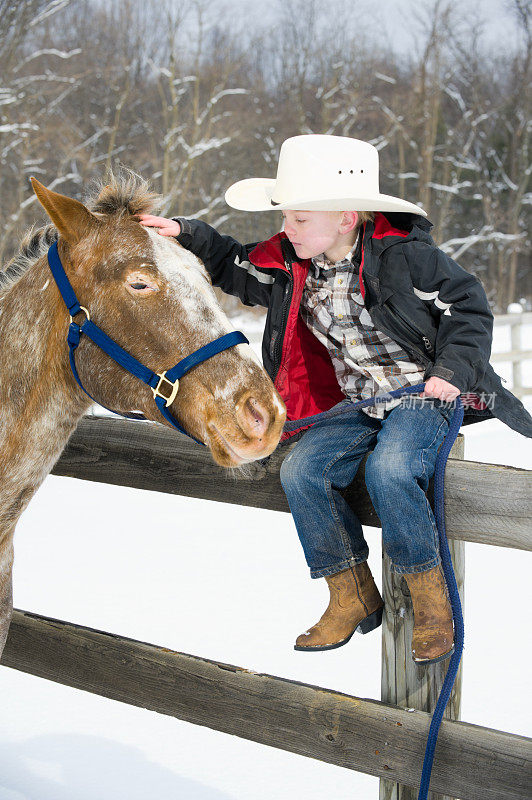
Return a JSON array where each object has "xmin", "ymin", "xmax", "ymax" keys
[{"xmin": 279, "ymin": 397, "xmax": 453, "ymax": 578}]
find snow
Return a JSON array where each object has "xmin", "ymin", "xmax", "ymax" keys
[
  {"xmin": 426, "ymin": 181, "xmax": 473, "ymax": 195},
  {"xmin": 374, "ymin": 73, "xmax": 397, "ymax": 85},
  {"xmin": 1, "ymin": 317, "xmax": 531, "ymax": 799},
  {"xmin": 29, "ymin": 1, "xmax": 71, "ymax": 28},
  {"xmin": 14, "ymin": 49, "xmax": 82, "ymax": 73}
]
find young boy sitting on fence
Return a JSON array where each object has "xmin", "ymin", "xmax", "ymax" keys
[{"xmin": 139, "ymin": 134, "xmax": 532, "ymax": 664}]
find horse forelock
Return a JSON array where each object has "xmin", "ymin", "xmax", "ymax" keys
[
  {"xmin": 88, "ymin": 169, "xmax": 161, "ymax": 217},
  {"xmin": 1, "ymin": 170, "xmax": 160, "ymax": 298}
]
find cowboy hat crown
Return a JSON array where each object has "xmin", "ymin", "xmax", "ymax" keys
[{"xmin": 225, "ymin": 134, "xmax": 427, "ymax": 217}]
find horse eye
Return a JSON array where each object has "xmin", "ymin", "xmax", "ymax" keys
[{"xmin": 130, "ymin": 282, "xmax": 148, "ymax": 290}]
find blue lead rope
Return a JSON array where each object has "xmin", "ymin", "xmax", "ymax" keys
[
  {"xmin": 419, "ymin": 394, "xmax": 464, "ymax": 799},
  {"xmin": 283, "ymin": 383, "xmax": 464, "ymax": 800}
]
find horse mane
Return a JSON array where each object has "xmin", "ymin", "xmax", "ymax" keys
[
  {"xmin": 0, "ymin": 170, "xmax": 161, "ymax": 297},
  {"xmin": 0, "ymin": 224, "xmax": 58, "ymax": 296}
]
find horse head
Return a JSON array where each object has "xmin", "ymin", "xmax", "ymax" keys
[{"xmin": 30, "ymin": 175, "xmax": 286, "ymax": 467}]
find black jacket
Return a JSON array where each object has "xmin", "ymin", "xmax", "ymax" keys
[{"xmin": 175, "ymin": 212, "xmax": 532, "ymax": 439}]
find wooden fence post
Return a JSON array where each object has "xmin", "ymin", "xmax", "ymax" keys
[{"xmin": 380, "ymin": 434, "xmax": 465, "ymax": 800}]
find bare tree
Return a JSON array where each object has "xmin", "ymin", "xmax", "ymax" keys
[{"xmin": 1, "ymin": 0, "xmax": 529, "ymax": 309}]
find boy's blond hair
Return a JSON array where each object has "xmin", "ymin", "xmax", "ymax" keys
[{"xmin": 357, "ymin": 210, "xmax": 375, "ymax": 226}]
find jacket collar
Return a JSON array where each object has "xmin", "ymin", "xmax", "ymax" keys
[
  {"xmin": 249, "ymin": 232, "xmax": 309, "ymax": 273},
  {"xmin": 249, "ymin": 232, "xmax": 287, "ymax": 271},
  {"xmin": 361, "ymin": 212, "xmax": 435, "ymax": 277}
]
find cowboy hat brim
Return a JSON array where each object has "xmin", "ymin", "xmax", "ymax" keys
[{"xmin": 225, "ymin": 178, "xmax": 428, "ymax": 217}]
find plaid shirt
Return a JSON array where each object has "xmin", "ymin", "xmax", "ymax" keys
[{"xmin": 300, "ymin": 235, "xmax": 426, "ymax": 418}]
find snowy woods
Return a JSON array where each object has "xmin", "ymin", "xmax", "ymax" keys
[{"xmin": 1, "ymin": 0, "xmax": 530, "ymax": 311}]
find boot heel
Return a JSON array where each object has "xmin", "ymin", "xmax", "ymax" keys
[{"xmin": 357, "ymin": 606, "xmax": 383, "ymax": 634}]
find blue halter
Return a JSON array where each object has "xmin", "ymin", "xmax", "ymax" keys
[{"xmin": 47, "ymin": 241, "xmax": 248, "ymax": 444}]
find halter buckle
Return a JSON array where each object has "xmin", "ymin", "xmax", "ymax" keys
[
  {"xmin": 69, "ymin": 306, "xmax": 91, "ymax": 325},
  {"xmin": 152, "ymin": 371, "xmax": 179, "ymax": 407}
]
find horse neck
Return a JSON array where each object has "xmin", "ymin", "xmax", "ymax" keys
[{"xmin": 0, "ymin": 254, "xmax": 90, "ymax": 521}]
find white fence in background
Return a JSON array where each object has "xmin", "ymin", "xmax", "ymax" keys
[{"xmin": 492, "ymin": 312, "xmax": 532, "ymax": 400}]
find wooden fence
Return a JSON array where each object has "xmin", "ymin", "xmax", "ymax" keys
[
  {"xmin": 2, "ymin": 415, "xmax": 531, "ymax": 799},
  {"xmin": 492, "ymin": 312, "xmax": 532, "ymax": 399}
]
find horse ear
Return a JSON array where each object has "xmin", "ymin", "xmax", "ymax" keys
[{"xmin": 30, "ymin": 178, "xmax": 100, "ymax": 244}]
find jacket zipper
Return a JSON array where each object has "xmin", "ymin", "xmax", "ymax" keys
[
  {"xmin": 370, "ymin": 227, "xmax": 434, "ymax": 356},
  {"xmin": 383, "ymin": 301, "xmax": 434, "ymax": 356},
  {"xmin": 378, "ymin": 306, "xmax": 429, "ymax": 366},
  {"xmin": 272, "ymin": 259, "xmax": 294, "ymax": 375}
]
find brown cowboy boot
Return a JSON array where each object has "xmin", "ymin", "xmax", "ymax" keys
[
  {"xmin": 403, "ymin": 564, "xmax": 455, "ymax": 664},
  {"xmin": 294, "ymin": 562, "xmax": 384, "ymax": 651}
]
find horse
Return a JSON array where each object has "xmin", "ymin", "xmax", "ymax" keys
[{"xmin": 0, "ymin": 172, "xmax": 286, "ymax": 658}]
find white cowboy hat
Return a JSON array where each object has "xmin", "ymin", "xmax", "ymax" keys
[{"xmin": 225, "ymin": 134, "xmax": 427, "ymax": 217}]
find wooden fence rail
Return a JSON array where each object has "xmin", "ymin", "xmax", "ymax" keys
[
  {"xmin": 51, "ymin": 415, "xmax": 531, "ymax": 551},
  {"xmin": 3, "ymin": 609, "xmax": 531, "ymax": 800}
]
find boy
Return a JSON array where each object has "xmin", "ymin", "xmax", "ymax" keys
[{"xmin": 139, "ymin": 135, "xmax": 532, "ymax": 664}]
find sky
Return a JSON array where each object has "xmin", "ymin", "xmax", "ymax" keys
[{"xmin": 210, "ymin": 0, "xmax": 524, "ymax": 54}]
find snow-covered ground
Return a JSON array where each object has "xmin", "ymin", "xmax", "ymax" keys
[{"xmin": 0, "ymin": 317, "xmax": 530, "ymax": 800}]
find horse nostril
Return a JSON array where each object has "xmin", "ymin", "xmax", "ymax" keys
[
  {"xmin": 247, "ymin": 397, "xmax": 267, "ymax": 432},
  {"xmin": 236, "ymin": 394, "xmax": 269, "ymax": 437}
]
